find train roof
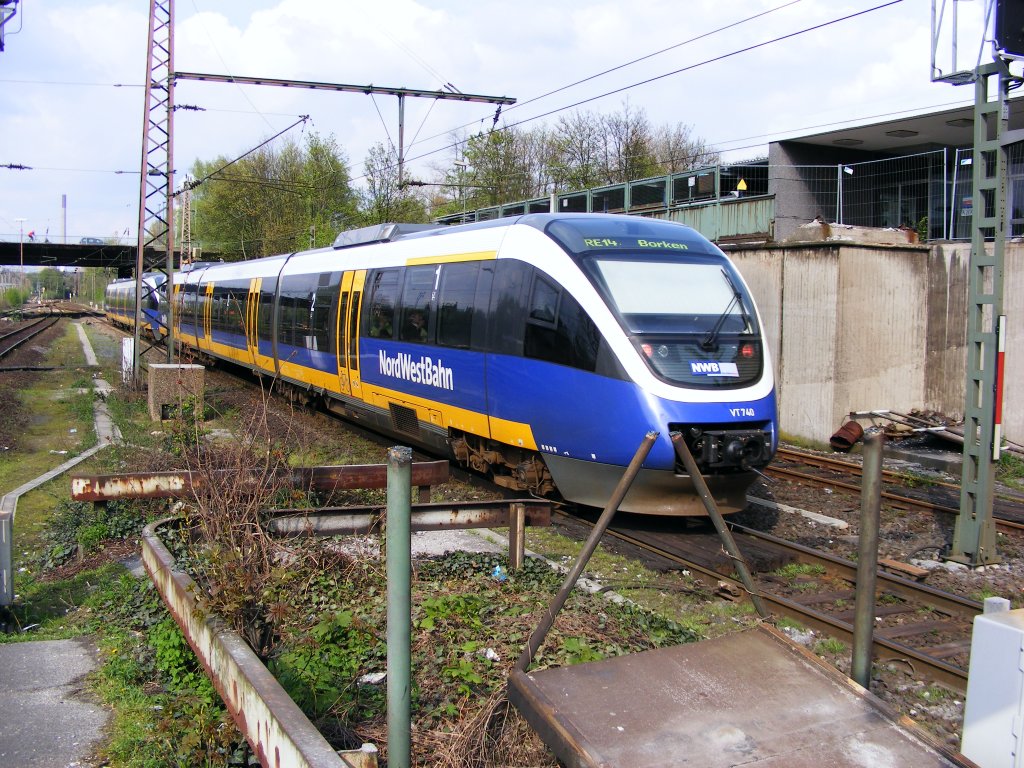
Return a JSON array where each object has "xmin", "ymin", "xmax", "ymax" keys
[{"xmin": 334, "ymin": 213, "xmax": 703, "ymax": 246}]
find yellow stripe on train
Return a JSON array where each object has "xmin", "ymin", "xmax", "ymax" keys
[{"xmin": 405, "ymin": 250, "xmax": 496, "ymax": 266}]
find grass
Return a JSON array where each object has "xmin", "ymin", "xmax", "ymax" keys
[
  {"xmin": 0, "ymin": 376, "xmax": 96, "ymax": 491},
  {"xmin": 525, "ymin": 527, "xmax": 758, "ymax": 639},
  {"xmin": 814, "ymin": 637, "xmax": 847, "ymax": 656},
  {"xmin": 997, "ymin": 452, "xmax": 1024, "ymax": 492},
  {"xmin": 772, "ymin": 562, "xmax": 826, "ymax": 580}
]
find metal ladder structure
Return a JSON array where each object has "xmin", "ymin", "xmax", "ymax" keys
[
  {"xmin": 134, "ymin": 0, "xmax": 176, "ymax": 379},
  {"xmin": 949, "ymin": 59, "xmax": 1015, "ymax": 565}
]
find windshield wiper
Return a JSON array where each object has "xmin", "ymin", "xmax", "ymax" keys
[{"xmin": 700, "ymin": 268, "xmax": 750, "ymax": 350}]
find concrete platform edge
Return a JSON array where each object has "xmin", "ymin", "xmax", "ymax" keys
[{"xmin": 141, "ymin": 518, "xmax": 349, "ymax": 768}]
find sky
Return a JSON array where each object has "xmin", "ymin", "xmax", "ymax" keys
[{"xmin": 0, "ymin": 0, "xmax": 995, "ymax": 246}]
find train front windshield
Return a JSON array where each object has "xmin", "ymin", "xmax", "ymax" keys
[
  {"xmin": 540, "ymin": 217, "xmax": 764, "ymax": 388},
  {"xmin": 591, "ymin": 259, "xmax": 756, "ymax": 336}
]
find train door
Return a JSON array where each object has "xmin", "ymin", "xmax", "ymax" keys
[
  {"xmin": 334, "ymin": 272, "xmax": 353, "ymax": 396},
  {"xmin": 201, "ymin": 282, "xmax": 214, "ymax": 351},
  {"xmin": 245, "ymin": 278, "xmax": 261, "ymax": 366},
  {"xmin": 172, "ymin": 283, "xmax": 183, "ymax": 340},
  {"xmin": 339, "ymin": 270, "xmax": 365, "ymax": 401}
]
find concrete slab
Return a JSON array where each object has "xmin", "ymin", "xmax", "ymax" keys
[
  {"xmin": 509, "ymin": 625, "xmax": 970, "ymax": 768},
  {"xmin": 0, "ymin": 637, "xmax": 109, "ymax": 767}
]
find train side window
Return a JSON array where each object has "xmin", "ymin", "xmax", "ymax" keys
[
  {"xmin": 525, "ymin": 274, "xmax": 599, "ymax": 373},
  {"xmin": 223, "ymin": 279, "xmax": 247, "ymax": 336},
  {"xmin": 257, "ymin": 278, "xmax": 276, "ymax": 344},
  {"xmin": 279, "ymin": 274, "xmax": 317, "ymax": 348},
  {"xmin": 312, "ymin": 271, "xmax": 341, "ymax": 353},
  {"xmin": 557, "ymin": 292, "xmax": 600, "ymax": 372},
  {"xmin": 366, "ymin": 269, "xmax": 399, "ymax": 339},
  {"xmin": 399, "ymin": 265, "xmax": 436, "ymax": 343},
  {"xmin": 529, "ymin": 275, "xmax": 560, "ymax": 324},
  {"xmin": 214, "ymin": 285, "xmax": 225, "ymax": 333},
  {"xmin": 437, "ymin": 261, "xmax": 479, "ymax": 349},
  {"xmin": 487, "ymin": 259, "xmax": 530, "ymax": 355}
]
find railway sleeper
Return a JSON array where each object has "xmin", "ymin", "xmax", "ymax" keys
[{"xmin": 450, "ymin": 433, "xmax": 556, "ymax": 497}]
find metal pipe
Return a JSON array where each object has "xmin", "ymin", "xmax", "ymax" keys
[
  {"xmin": 852, "ymin": 430, "xmax": 884, "ymax": 689},
  {"xmin": 386, "ymin": 446, "xmax": 412, "ymax": 768},
  {"xmin": 509, "ymin": 502, "xmax": 526, "ymax": 571},
  {"xmin": 670, "ymin": 432, "xmax": 769, "ymax": 620},
  {"xmin": 514, "ymin": 432, "xmax": 658, "ymax": 671}
]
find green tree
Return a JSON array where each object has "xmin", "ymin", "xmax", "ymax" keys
[
  {"xmin": 190, "ymin": 132, "xmax": 359, "ymax": 260},
  {"xmin": 600, "ymin": 101, "xmax": 662, "ymax": 183},
  {"xmin": 36, "ymin": 267, "xmax": 71, "ymax": 300}
]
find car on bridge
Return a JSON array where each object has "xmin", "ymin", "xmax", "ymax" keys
[{"xmin": 80, "ymin": 237, "xmax": 104, "ymax": 245}]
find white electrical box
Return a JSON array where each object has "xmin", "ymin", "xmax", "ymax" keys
[{"xmin": 962, "ymin": 598, "xmax": 1022, "ymax": 767}]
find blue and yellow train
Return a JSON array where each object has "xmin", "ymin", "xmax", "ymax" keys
[
  {"xmin": 108, "ymin": 213, "xmax": 778, "ymax": 515},
  {"xmin": 104, "ymin": 272, "xmax": 166, "ymax": 339}
]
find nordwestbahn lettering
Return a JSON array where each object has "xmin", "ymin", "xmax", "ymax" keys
[{"xmin": 378, "ymin": 350, "xmax": 454, "ymax": 390}]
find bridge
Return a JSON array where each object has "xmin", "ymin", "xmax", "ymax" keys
[{"xmin": 0, "ymin": 241, "xmax": 216, "ymax": 275}]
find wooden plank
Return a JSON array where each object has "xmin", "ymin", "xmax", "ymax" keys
[{"xmin": 879, "ymin": 558, "xmax": 930, "ymax": 581}]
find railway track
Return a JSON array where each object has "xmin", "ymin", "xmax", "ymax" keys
[
  {"xmin": 561, "ymin": 509, "xmax": 979, "ymax": 692},
  {"xmin": 0, "ymin": 315, "xmax": 61, "ymax": 361},
  {"xmin": 769, "ymin": 445, "xmax": 1024, "ymax": 531}
]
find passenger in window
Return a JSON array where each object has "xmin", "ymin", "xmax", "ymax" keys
[
  {"xmin": 404, "ymin": 309, "xmax": 428, "ymax": 342},
  {"xmin": 371, "ymin": 307, "xmax": 393, "ymax": 338}
]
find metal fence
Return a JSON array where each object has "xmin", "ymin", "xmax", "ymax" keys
[
  {"xmin": 774, "ymin": 151, "xmax": 949, "ymax": 240},
  {"xmin": 437, "ymin": 147, "xmax": 1024, "ymax": 243}
]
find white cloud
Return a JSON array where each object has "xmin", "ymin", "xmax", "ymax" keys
[{"xmin": 0, "ymin": 0, "xmax": 990, "ymax": 241}]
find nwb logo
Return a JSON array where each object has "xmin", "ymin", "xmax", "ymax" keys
[
  {"xmin": 689, "ymin": 361, "xmax": 739, "ymax": 377},
  {"xmin": 691, "ymin": 362, "xmax": 722, "ymax": 373}
]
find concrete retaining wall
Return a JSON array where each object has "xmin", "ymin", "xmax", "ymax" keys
[{"xmin": 728, "ymin": 240, "xmax": 1017, "ymax": 447}]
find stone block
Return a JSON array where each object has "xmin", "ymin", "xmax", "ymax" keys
[{"xmin": 147, "ymin": 364, "xmax": 205, "ymax": 422}]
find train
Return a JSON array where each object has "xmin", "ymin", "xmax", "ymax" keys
[
  {"xmin": 104, "ymin": 272, "xmax": 166, "ymax": 340},
  {"xmin": 106, "ymin": 213, "xmax": 778, "ymax": 515}
]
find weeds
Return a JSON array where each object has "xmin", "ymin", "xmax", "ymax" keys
[
  {"xmin": 814, "ymin": 637, "xmax": 847, "ymax": 655},
  {"xmin": 773, "ymin": 562, "xmax": 826, "ymax": 580}
]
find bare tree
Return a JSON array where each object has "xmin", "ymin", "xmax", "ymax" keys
[
  {"xmin": 361, "ymin": 142, "xmax": 429, "ymax": 224},
  {"xmin": 600, "ymin": 101, "xmax": 661, "ymax": 183},
  {"xmin": 653, "ymin": 122, "xmax": 720, "ymax": 173}
]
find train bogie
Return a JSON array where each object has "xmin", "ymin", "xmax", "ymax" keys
[{"xmin": 114, "ymin": 214, "xmax": 778, "ymax": 516}]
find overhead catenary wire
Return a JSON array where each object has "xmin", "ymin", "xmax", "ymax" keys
[
  {"xmin": 381, "ymin": 1, "xmax": 909, "ymax": 179},
  {"xmin": 409, "ymin": 0, "xmax": 807, "ymax": 151},
  {"xmin": 178, "ymin": 115, "xmax": 310, "ymax": 195}
]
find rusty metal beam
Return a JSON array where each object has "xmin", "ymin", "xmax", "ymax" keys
[
  {"xmin": 70, "ymin": 461, "xmax": 449, "ymax": 501},
  {"xmin": 266, "ymin": 499, "xmax": 551, "ymax": 536}
]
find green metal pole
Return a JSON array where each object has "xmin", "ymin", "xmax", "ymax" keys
[
  {"xmin": 951, "ymin": 61, "xmax": 1007, "ymax": 566},
  {"xmin": 386, "ymin": 446, "xmax": 412, "ymax": 768}
]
